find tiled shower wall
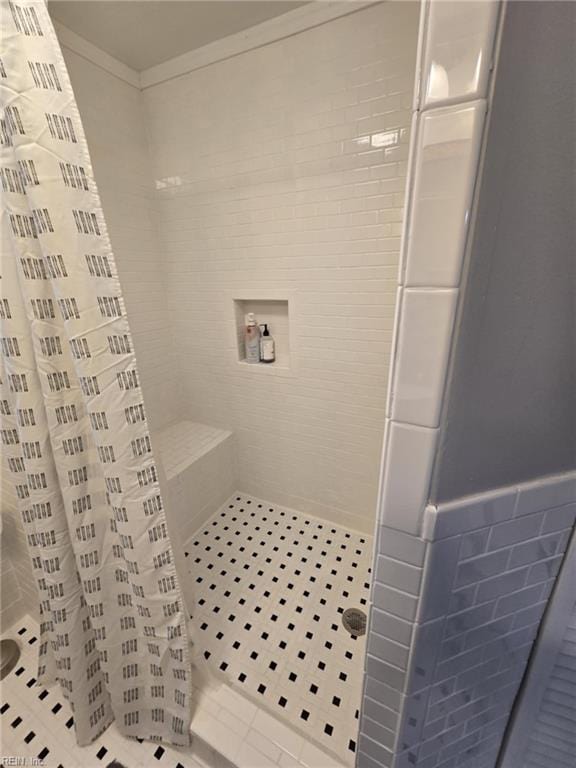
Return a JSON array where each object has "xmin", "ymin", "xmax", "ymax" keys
[
  {"xmin": 4, "ymin": 0, "xmax": 418, "ymax": 652},
  {"xmin": 359, "ymin": 473, "xmax": 576, "ymax": 768},
  {"xmin": 1, "ymin": 411, "xmax": 38, "ymax": 626},
  {"xmin": 0, "ymin": 476, "xmax": 37, "ymax": 629},
  {"xmin": 61, "ymin": 46, "xmax": 180, "ymax": 434},
  {"xmin": 359, "ymin": 2, "xmax": 576, "ymax": 767},
  {"xmin": 143, "ymin": 2, "xmax": 420, "ymax": 532}
]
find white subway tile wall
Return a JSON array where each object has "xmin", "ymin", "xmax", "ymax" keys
[
  {"xmin": 359, "ymin": 471, "xmax": 576, "ymax": 768},
  {"xmin": 142, "ymin": 2, "xmax": 421, "ymax": 533},
  {"xmin": 0, "ymin": 543, "xmax": 21, "ymax": 630},
  {"xmin": 1, "ymin": 521, "xmax": 26, "ymax": 630},
  {"xmin": 0, "ymin": 463, "xmax": 39, "ymax": 629},
  {"xmin": 61, "ymin": 47, "xmax": 181, "ymax": 435}
]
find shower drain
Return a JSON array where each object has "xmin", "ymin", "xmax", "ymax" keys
[{"xmin": 342, "ymin": 607, "xmax": 367, "ymax": 637}]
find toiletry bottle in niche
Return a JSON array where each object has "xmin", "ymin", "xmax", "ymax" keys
[
  {"xmin": 259, "ymin": 323, "xmax": 275, "ymax": 364},
  {"xmin": 244, "ymin": 313, "xmax": 260, "ymax": 363}
]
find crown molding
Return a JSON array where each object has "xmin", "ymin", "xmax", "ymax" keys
[
  {"xmin": 139, "ymin": 1, "xmax": 381, "ymax": 89},
  {"xmin": 53, "ymin": 20, "xmax": 141, "ymax": 88},
  {"xmin": 54, "ymin": 1, "xmax": 382, "ymax": 92}
]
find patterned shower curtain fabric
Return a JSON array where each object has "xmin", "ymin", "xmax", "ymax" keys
[{"xmin": 0, "ymin": 0, "xmax": 193, "ymax": 747}]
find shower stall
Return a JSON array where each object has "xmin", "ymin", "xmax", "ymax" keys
[
  {"xmin": 1, "ymin": 1, "xmax": 420, "ymax": 764},
  {"xmin": 134, "ymin": 6, "xmax": 419, "ymax": 760},
  {"xmin": 2, "ymin": 2, "xmax": 575, "ymax": 768},
  {"xmin": 105, "ymin": 3, "xmax": 418, "ymax": 761}
]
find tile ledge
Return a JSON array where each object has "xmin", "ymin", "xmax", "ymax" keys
[
  {"xmin": 421, "ymin": 504, "xmax": 438, "ymax": 542},
  {"xmin": 424, "ymin": 469, "xmax": 576, "ymax": 540},
  {"xmin": 190, "ymin": 680, "xmax": 341, "ymax": 768},
  {"xmin": 514, "ymin": 469, "xmax": 576, "ymax": 495}
]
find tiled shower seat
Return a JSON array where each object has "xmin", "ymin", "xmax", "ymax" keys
[{"xmin": 154, "ymin": 420, "xmax": 238, "ymax": 544}]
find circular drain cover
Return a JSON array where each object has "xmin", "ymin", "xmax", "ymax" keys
[{"xmin": 342, "ymin": 608, "xmax": 367, "ymax": 637}]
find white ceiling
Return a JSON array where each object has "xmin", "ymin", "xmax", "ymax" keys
[{"xmin": 49, "ymin": 1, "xmax": 308, "ymax": 71}]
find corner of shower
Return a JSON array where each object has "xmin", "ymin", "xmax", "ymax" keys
[
  {"xmin": 1, "ymin": 0, "xmax": 422, "ymax": 765},
  {"xmin": 153, "ymin": 423, "xmax": 374, "ymax": 765}
]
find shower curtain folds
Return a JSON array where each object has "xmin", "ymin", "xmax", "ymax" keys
[{"xmin": 0, "ymin": 0, "xmax": 192, "ymax": 747}]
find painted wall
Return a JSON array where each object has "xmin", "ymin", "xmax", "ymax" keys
[
  {"xmin": 143, "ymin": 2, "xmax": 420, "ymax": 532},
  {"xmin": 432, "ymin": 0, "xmax": 576, "ymax": 503}
]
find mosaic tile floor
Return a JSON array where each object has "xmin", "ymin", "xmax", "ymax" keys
[
  {"xmin": 1, "ymin": 616, "xmax": 341, "ymax": 768},
  {"xmin": 1, "ymin": 493, "xmax": 370, "ymax": 768},
  {"xmin": 0, "ymin": 619, "xmax": 212, "ymax": 768},
  {"xmin": 184, "ymin": 493, "xmax": 372, "ymax": 765}
]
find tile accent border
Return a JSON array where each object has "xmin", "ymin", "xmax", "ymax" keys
[
  {"xmin": 359, "ymin": 470, "xmax": 576, "ymax": 768},
  {"xmin": 356, "ymin": 9, "xmax": 576, "ymax": 767},
  {"xmin": 377, "ymin": 0, "xmax": 501, "ymax": 537}
]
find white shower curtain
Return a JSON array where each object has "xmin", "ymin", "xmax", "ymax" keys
[{"xmin": 0, "ymin": 0, "xmax": 192, "ymax": 747}]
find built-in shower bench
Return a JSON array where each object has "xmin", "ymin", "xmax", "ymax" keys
[{"xmin": 153, "ymin": 420, "xmax": 237, "ymax": 543}]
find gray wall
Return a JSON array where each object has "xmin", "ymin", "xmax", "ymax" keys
[{"xmin": 432, "ymin": 0, "xmax": 576, "ymax": 503}]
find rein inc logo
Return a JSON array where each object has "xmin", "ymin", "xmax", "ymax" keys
[{"xmin": 0, "ymin": 759, "xmax": 45, "ymax": 766}]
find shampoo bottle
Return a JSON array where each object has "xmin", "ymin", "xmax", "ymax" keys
[
  {"xmin": 244, "ymin": 313, "xmax": 260, "ymax": 363},
  {"xmin": 259, "ymin": 323, "xmax": 275, "ymax": 363}
]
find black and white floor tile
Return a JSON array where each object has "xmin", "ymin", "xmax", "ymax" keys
[
  {"xmin": 0, "ymin": 620, "xmax": 215, "ymax": 768},
  {"xmin": 1, "ymin": 494, "xmax": 370, "ymax": 768},
  {"xmin": 185, "ymin": 494, "xmax": 372, "ymax": 764}
]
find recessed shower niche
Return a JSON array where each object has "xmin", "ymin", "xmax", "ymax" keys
[{"xmin": 231, "ymin": 293, "xmax": 295, "ymax": 373}]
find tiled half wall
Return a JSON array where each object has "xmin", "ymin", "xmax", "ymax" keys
[{"xmin": 358, "ymin": 471, "xmax": 576, "ymax": 768}]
